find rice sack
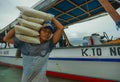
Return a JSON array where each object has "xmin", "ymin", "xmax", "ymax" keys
[
  {"xmin": 14, "ymin": 25, "xmax": 39, "ymax": 37},
  {"xmin": 16, "ymin": 34, "xmax": 40, "ymax": 44},
  {"xmin": 21, "ymin": 15, "xmax": 44, "ymax": 24},
  {"xmin": 17, "ymin": 6, "xmax": 54, "ymax": 22},
  {"xmin": 18, "ymin": 18, "xmax": 42, "ymax": 31}
]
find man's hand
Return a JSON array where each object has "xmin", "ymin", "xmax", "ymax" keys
[
  {"xmin": 52, "ymin": 18, "xmax": 64, "ymax": 44},
  {"xmin": 4, "ymin": 28, "xmax": 15, "ymax": 44}
]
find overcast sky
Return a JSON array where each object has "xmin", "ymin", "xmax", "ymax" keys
[
  {"xmin": 0, "ymin": 0, "xmax": 120, "ymax": 43},
  {"xmin": 0, "ymin": 0, "xmax": 40, "ymax": 29}
]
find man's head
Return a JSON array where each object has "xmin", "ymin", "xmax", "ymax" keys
[{"xmin": 39, "ymin": 23, "xmax": 54, "ymax": 42}]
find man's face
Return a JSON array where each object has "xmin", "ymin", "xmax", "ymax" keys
[{"xmin": 39, "ymin": 28, "xmax": 52, "ymax": 42}]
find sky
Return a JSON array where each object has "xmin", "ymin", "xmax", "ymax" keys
[
  {"xmin": 0, "ymin": 0, "xmax": 120, "ymax": 45},
  {"xmin": 0, "ymin": 0, "xmax": 41, "ymax": 29}
]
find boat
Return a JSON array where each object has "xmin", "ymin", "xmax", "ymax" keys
[{"xmin": 0, "ymin": 0, "xmax": 120, "ymax": 82}]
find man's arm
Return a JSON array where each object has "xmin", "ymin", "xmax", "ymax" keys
[
  {"xmin": 3, "ymin": 28, "xmax": 15, "ymax": 44},
  {"xmin": 52, "ymin": 18, "xmax": 64, "ymax": 44}
]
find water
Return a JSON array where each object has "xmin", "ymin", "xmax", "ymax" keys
[{"xmin": 0, "ymin": 65, "xmax": 77, "ymax": 82}]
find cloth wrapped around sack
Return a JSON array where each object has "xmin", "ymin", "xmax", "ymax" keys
[
  {"xmin": 21, "ymin": 15, "xmax": 45, "ymax": 24},
  {"xmin": 17, "ymin": 6, "xmax": 54, "ymax": 22},
  {"xmin": 16, "ymin": 34, "xmax": 40, "ymax": 44},
  {"xmin": 18, "ymin": 18, "xmax": 42, "ymax": 31}
]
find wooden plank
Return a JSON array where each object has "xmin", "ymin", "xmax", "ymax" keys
[{"xmin": 98, "ymin": 0, "xmax": 120, "ymax": 25}]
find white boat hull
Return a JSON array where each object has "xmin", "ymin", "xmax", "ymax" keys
[{"xmin": 0, "ymin": 44, "xmax": 120, "ymax": 81}]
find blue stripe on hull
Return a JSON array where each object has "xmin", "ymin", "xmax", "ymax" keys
[
  {"xmin": 49, "ymin": 58, "xmax": 120, "ymax": 62},
  {"xmin": 0, "ymin": 56, "xmax": 120, "ymax": 62}
]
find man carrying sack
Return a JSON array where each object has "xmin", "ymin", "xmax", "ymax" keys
[{"xmin": 4, "ymin": 6, "xmax": 64, "ymax": 82}]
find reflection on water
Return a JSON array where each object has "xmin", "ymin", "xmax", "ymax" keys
[{"xmin": 0, "ymin": 65, "xmax": 77, "ymax": 82}]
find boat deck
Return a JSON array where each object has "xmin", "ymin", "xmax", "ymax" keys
[{"xmin": 0, "ymin": 65, "xmax": 78, "ymax": 82}]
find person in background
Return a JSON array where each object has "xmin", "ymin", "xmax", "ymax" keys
[{"xmin": 4, "ymin": 17, "xmax": 64, "ymax": 82}]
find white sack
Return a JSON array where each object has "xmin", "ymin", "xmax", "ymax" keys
[
  {"xmin": 21, "ymin": 15, "xmax": 44, "ymax": 24},
  {"xmin": 15, "ymin": 25, "xmax": 39, "ymax": 37},
  {"xmin": 18, "ymin": 18, "xmax": 42, "ymax": 31},
  {"xmin": 16, "ymin": 34, "xmax": 40, "ymax": 44},
  {"xmin": 17, "ymin": 6, "xmax": 54, "ymax": 21}
]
